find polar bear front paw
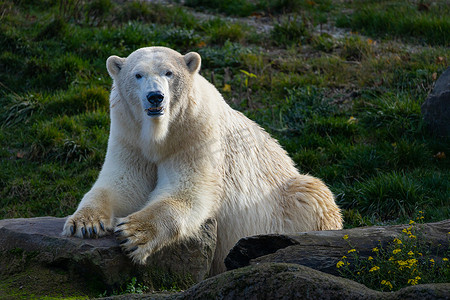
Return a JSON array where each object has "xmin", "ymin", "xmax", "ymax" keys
[
  {"xmin": 114, "ymin": 215, "xmax": 159, "ymax": 264},
  {"xmin": 62, "ymin": 207, "xmax": 114, "ymax": 238}
]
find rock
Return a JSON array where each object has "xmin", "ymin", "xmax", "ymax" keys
[
  {"xmin": 421, "ymin": 67, "xmax": 450, "ymax": 137},
  {"xmin": 102, "ymin": 264, "xmax": 450, "ymax": 300},
  {"xmin": 0, "ymin": 217, "xmax": 216, "ymax": 298},
  {"xmin": 225, "ymin": 219, "xmax": 450, "ymax": 276},
  {"xmin": 178, "ymin": 263, "xmax": 450, "ymax": 300}
]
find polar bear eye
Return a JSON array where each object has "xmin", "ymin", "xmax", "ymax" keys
[
  {"xmin": 165, "ymin": 71, "xmax": 173, "ymax": 77},
  {"xmin": 135, "ymin": 73, "xmax": 142, "ymax": 79}
]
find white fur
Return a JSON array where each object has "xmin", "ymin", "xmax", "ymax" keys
[{"xmin": 62, "ymin": 47, "xmax": 343, "ymax": 274}]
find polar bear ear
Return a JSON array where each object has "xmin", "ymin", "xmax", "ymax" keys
[
  {"xmin": 106, "ymin": 55, "xmax": 126, "ymax": 78},
  {"xmin": 184, "ymin": 52, "xmax": 201, "ymax": 74}
]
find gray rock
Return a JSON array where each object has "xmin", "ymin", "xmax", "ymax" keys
[
  {"xmin": 225, "ymin": 219, "xmax": 450, "ymax": 276},
  {"xmin": 178, "ymin": 263, "xmax": 450, "ymax": 300},
  {"xmin": 0, "ymin": 217, "xmax": 216, "ymax": 298},
  {"xmin": 421, "ymin": 67, "xmax": 450, "ymax": 137}
]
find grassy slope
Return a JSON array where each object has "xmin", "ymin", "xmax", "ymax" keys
[{"xmin": 0, "ymin": 0, "xmax": 449, "ymax": 229}]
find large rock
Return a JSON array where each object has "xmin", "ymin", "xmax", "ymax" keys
[
  {"xmin": 0, "ymin": 217, "xmax": 216, "ymax": 298},
  {"xmin": 225, "ymin": 219, "xmax": 450, "ymax": 276},
  {"xmin": 104, "ymin": 263, "xmax": 450, "ymax": 300},
  {"xmin": 421, "ymin": 67, "xmax": 450, "ymax": 137}
]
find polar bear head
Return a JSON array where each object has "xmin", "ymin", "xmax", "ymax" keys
[{"xmin": 106, "ymin": 47, "xmax": 201, "ymax": 142}]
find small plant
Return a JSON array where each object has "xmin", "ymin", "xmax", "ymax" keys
[
  {"xmin": 239, "ymin": 70, "xmax": 257, "ymax": 108},
  {"xmin": 339, "ymin": 35, "xmax": 373, "ymax": 61},
  {"xmin": 1, "ymin": 93, "xmax": 41, "ymax": 127},
  {"xmin": 336, "ymin": 211, "xmax": 450, "ymax": 291},
  {"xmin": 99, "ymin": 277, "xmax": 150, "ymax": 297},
  {"xmin": 124, "ymin": 277, "xmax": 149, "ymax": 294},
  {"xmin": 271, "ymin": 15, "xmax": 311, "ymax": 47}
]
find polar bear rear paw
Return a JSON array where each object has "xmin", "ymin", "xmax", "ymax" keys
[{"xmin": 62, "ymin": 207, "xmax": 114, "ymax": 238}]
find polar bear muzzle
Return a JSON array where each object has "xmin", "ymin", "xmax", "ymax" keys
[{"xmin": 145, "ymin": 91, "xmax": 165, "ymax": 116}]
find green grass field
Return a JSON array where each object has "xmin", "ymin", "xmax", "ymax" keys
[{"xmin": 0, "ymin": 0, "xmax": 449, "ymax": 228}]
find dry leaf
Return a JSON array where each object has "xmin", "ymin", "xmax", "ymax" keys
[{"xmin": 433, "ymin": 152, "xmax": 446, "ymax": 160}]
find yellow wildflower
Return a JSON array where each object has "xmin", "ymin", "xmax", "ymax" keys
[
  {"xmin": 222, "ymin": 84, "xmax": 231, "ymax": 92},
  {"xmin": 418, "ymin": 253, "xmax": 423, "ymax": 256},
  {"xmin": 343, "ymin": 234, "xmax": 349, "ymax": 240},
  {"xmin": 409, "ymin": 234, "xmax": 417, "ymax": 239},
  {"xmin": 369, "ymin": 266, "xmax": 380, "ymax": 272},
  {"xmin": 341, "ymin": 256, "xmax": 347, "ymax": 259},
  {"xmin": 336, "ymin": 261, "xmax": 344, "ymax": 268},
  {"xmin": 347, "ymin": 116, "xmax": 358, "ymax": 124},
  {"xmin": 348, "ymin": 249, "xmax": 356, "ymax": 253},
  {"xmin": 393, "ymin": 238, "xmax": 402, "ymax": 244},
  {"xmin": 430, "ymin": 259, "xmax": 435, "ymax": 263},
  {"xmin": 372, "ymin": 247, "xmax": 379, "ymax": 252},
  {"xmin": 408, "ymin": 251, "xmax": 414, "ymax": 256},
  {"xmin": 381, "ymin": 280, "xmax": 393, "ymax": 290},
  {"xmin": 388, "ymin": 256, "xmax": 394, "ymax": 261},
  {"xmin": 408, "ymin": 276, "xmax": 421, "ymax": 285},
  {"xmin": 443, "ymin": 258, "xmax": 449, "ymax": 262},
  {"xmin": 368, "ymin": 256, "xmax": 373, "ymax": 260},
  {"xmin": 393, "ymin": 249, "xmax": 402, "ymax": 254},
  {"xmin": 409, "ymin": 220, "xmax": 415, "ymax": 224},
  {"xmin": 419, "ymin": 211, "xmax": 423, "ymax": 214}
]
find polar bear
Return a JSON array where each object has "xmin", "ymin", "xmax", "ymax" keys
[{"xmin": 62, "ymin": 46, "xmax": 343, "ymax": 274}]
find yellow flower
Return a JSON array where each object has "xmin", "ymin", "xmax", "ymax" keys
[
  {"xmin": 409, "ymin": 220, "xmax": 415, "ymax": 224},
  {"xmin": 408, "ymin": 276, "xmax": 421, "ymax": 285},
  {"xmin": 419, "ymin": 210, "xmax": 423, "ymax": 214},
  {"xmin": 393, "ymin": 249, "xmax": 402, "ymax": 254},
  {"xmin": 347, "ymin": 116, "xmax": 358, "ymax": 124},
  {"xmin": 222, "ymin": 84, "xmax": 231, "ymax": 92},
  {"xmin": 443, "ymin": 258, "xmax": 449, "ymax": 262},
  {"xmin": 409, "ymin": 234, "xmax": 417, "ymax": 239},
  {"xmin": 372, "ymin": 247, "xmax": 379, "ymax": 252},
  {"xmin": 369, "ymin": 266, "xmax": 380, "ymax": 272},
  {"xmin": 348, "ymin": 249, "xmax": 356, "ymax": 253},
  {"xmin": 336, "ymin": 261, "xmax": 344, "ymax": 268},
  {"xmin": 408, "ymin": 251, "xmax": 414, "ymax": 256},
  {"xmin": 418, "ymin": 252, "xmax": 423, "ymax": 256},
  {"xmin": 430, "ymin": 259, "xmax": 435, "ymax": 263},
  {"xmin": 381, "ymin": 280, "xmax": 393, "ymax": 289},
  {"xmin": 341, "ymin": 256, "xmax": 347, "ymax": 259},
  {"xmin": 343, "ymin": 234, "xmax": 349, "ymax": 240},
  {"xmin": 393, "ymin": 238, "xmax": 402, "ymax": 244},
  {"xmin": 368, "ymin": 256, "xmax": 373, "ymax": 260},
  {"xmin": 388, "ymin": 256, "xmax": 394, "ymax": 261}
]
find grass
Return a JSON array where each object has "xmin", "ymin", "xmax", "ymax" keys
[
  {"xmin": 0, "ymin": 0, "xmax": 449, "ymax": 293},
  {"xmin": 336, "ymin": 1, "xmax": 450, "ymax": 46}
]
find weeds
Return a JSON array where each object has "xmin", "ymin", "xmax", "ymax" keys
[{"xmin": 337, "ymin": 212, "xmax": 450, "ymax": 291}]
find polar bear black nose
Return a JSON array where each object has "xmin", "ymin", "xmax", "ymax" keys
[{"xmin": 146, "ymin": 91, "xmax": 164, "ymax": 105}]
